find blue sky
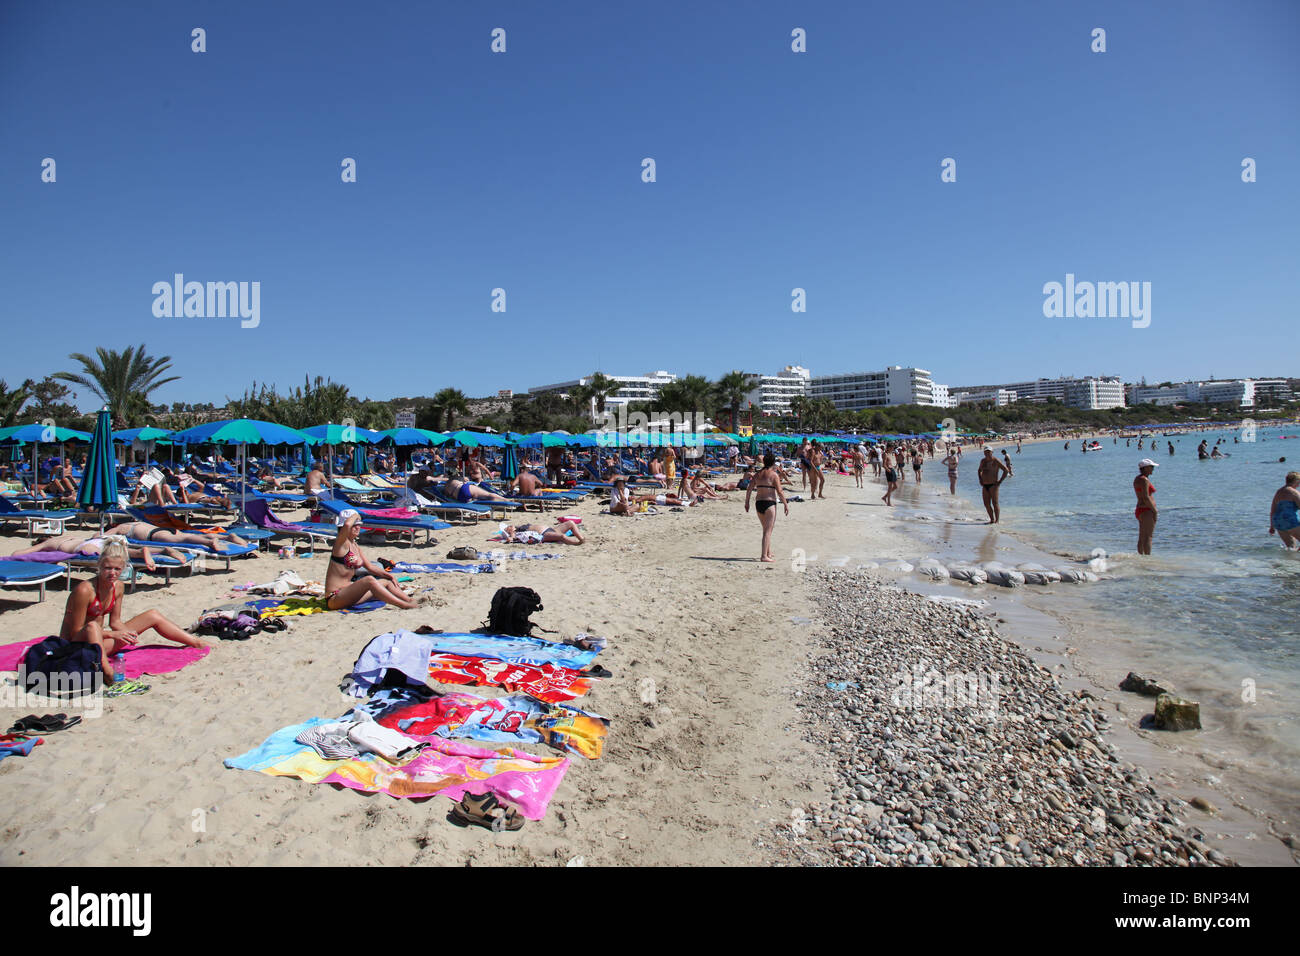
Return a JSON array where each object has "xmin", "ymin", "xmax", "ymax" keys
[{"xmin": 2, "ymin": 0, "xmax": 1297, "ymax": 411}]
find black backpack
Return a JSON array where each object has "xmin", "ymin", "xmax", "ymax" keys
[
  {"xmin": 486, "ymin": 587, "xmax": 547, "ymax": 636},
  {"xmin": 20, "ymin": 635, "xmax": 102, "ymax": 698}
]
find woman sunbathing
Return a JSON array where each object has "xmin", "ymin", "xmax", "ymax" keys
[
  {"xmin": 632, "ymin": 491, "xmax": 690, "ymax": 508},
  {"xmin": 103, "ymin": 520, "xmax": 249, "ymax": 553},
  {"xmin": 60, "ymin": 538, "xmax": 207, "ymax": 684},
  {"xmin": 496, "ymin": 521, "xmax": 585, "ymax": 545},
  {"xmin": 442, "ymin": 477, "xmax": 515, "ymax": 503},
  {"xmin": 324, "ymin": 510, "xmax": 419, "ymax": 610},
  {"xmin": 12, "ymin": 530, "xmax": 183, "ymax": 571}
]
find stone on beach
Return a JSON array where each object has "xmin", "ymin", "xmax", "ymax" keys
[{"xmin": 1153, "ymin": 694, "xmax": 1202, "ymax": 731}]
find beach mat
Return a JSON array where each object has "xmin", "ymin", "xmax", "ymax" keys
[
  {"xmin": 427, "ymin": 652, "xmax": 594, "ymax": 703},
  {"xmin": 224, "ymin": 718, "xmax": 569, "ymax": 818},
  {"xmin": 0, "ymin": 637, "xmax": 208, "ymax": 679}
]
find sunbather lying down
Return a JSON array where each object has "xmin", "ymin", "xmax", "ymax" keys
[
  {"xmin": 442, "ymin": 478, "xmax": 514, "ymax": 504},
  {"xmin": 101, "ymin": 521, "xmax": 248, "ymax": 553},
  {"xmin": 11, "ymin": 531, "xmax": 185, "ymax": 571},
  {"xmin": 495, "ymin": 521, "xmax": 584, "ymax": 545}
]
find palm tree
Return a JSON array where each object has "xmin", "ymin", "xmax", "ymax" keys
[
  {"xmin": 568, "ymin": 384, "xmax": 594, "ymax": 421},
  {"xmin": 788, "ymin": 395, "xmax": 809, "ymax": 430},
  {"xmin": 54, "ymin": 345, "xmax": 180, "ymax": 428},
  {"xmin": 586, "ymin": 372, "xmax": 619, "ymax": 419},
  {"xmin": 713, "ymin": 370, "xmax": 758, "ymax": 431},
  {"xmin": 0, "ymin": 379, "xmax": 34, "ymax": 427},
  {"xmin": 430, "ymin": 388, "xmax": 470, "ymax": 431}
]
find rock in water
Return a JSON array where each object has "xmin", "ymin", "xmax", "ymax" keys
[
  {"xmin": 1153, "ymin": 694, "xmax": 1201, "ymax": 731},
  {"xmin": 1119, "ymin": 672, "xmax": 1170, "ymax": 697}
]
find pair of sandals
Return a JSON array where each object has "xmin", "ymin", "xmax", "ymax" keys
[
  {"xmin": 7, "ymin": 713, "xmax": 82, "ymax": 734},
  {"xmin": 449, "ymin": 793, "xmax": 524, "ymax": 832}
]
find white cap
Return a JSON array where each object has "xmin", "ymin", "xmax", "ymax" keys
[
  {"xmin": 1138, "ymin": 459, "xmax": 1159, "ymax": 469},
  {"xmin": 336, "ymin": 508, "xmax": 360, "ymax": 526}
]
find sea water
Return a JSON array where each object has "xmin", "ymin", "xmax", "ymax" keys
[{"xmin": 938, "ymin": 427, "xmax": 1300, "ymax": 811}]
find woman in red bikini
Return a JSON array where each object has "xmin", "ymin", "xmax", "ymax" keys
[
  {"xmin": 60, "ymin": 539, "xmax": 206, "ymax": 685},
  {"xmin": 1134, "ymin": 459, "xmax": 1158, "ymax": 555},
  {"xmin": 324, "ymin": 510, "xmax": 419, "ymax": 610}
]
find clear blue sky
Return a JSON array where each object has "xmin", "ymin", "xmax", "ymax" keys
[{"xmin": 2, "ymin": 0, "xmax": 1297, "ymax": 411}]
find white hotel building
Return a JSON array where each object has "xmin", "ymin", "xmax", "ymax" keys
[
  {"xmin": 745, "ymin": 366, "xmax": 811, "ymax": 416},
  {"xmin": 527, "ymin": 371, "xmax": 677, "ymax": 415},
  {"xmin": 808, "ymin": 366, "xmax": 939, "ymax": 410}
]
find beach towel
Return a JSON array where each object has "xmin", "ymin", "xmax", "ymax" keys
[
  {"xmin": 376, "ymin": 692, "xmax": 609, "ymax": 759},
  {"xmin": 427, "ymin": 652, "xmax": 593, "ymax": 703},
  {"xmin": 346, "ymin": 631, "xmax": 601, "ymax": 697},
  {"xmin": 0, "ymin": 637, "xmax": 208, "ymax": 679},
  {"xmin": 246, "ymin": 597, "xmax": 385, "ymax": 618},
  {"xmin": 387, "ymin": 562, "xmax": 495, "ymax": 574},
  {"xmin": 506, "ymin": 551, "xmax": 562, "ymax": 561},
  {"xmin": 0, "ymin": 734, "xmax": 43, "ymax": 763},
  {"xmin": 224, "ymin": 718, "xmax": 569, "ymax": 818}
]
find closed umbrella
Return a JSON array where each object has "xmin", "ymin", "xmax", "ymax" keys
[
  {"xmin": 502, "ymin": 443, "xmax": 520, "ymax": 481},
  {"xmin": 77, "ymin": 407, "xmax": 119, "ymax": 529},
  {"xmin": 352, "ymin": 444, "xmax": 367, "ymax": 475}
]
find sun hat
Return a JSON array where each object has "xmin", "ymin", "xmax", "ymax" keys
[
  {"xmin": 336, "ymin": 508, "xmax": 361, "ymax": 526},
  {"xmin": 1138, "ymin": 459, "xmax": 1159, "ymax": 469}
]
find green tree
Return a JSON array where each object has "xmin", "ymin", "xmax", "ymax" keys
[
  {"xmin": 586, "ymin": 372, "xmax": 619, "ymax": 418},
  {"xmin": 713, "ymin": 370, "xmax": 758, "ymax": 431},
  {"xmin": 430, "ymin": 388, "xmax": 470, "ymax": 431},
  {"xmin": 0, "ymin": 379, "xmax": 34, "ymax": 427},
  {"xmin": 54, "ymin": 345, "xmax": 180, "ymax": 428}
]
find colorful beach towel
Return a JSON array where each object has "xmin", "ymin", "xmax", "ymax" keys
[
  {"xmin": 346, "ymin": 631, "xmax": 601, "ymax": 697},
  {"xmin": 376, "ymin": 692, "xmax": 609, "ymax": 759},
  {"xmin": 388, "ymin": 562, "xmax": 495, "ymax": 574},
  {"xmin": 0, "ymin": 734, "xmax": 43, "ymax": 762},
  {"xmin": 0, "ymin": 637, "xmax": 208, "ymax": 679},
  {"xmin": 224, "ymin": 717, "xmax": 569, "ymax": 818},
  {"xmin": 427, "ymin": 652, "xmax": 593, "ymax": 703},
  {"xmin": 246, "ymin": 597, "xmax": 385, "ymax": 618}
]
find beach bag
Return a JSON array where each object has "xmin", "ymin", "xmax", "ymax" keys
[
  {"xmin": 20, "ymin": 635, "xmax": 102, "ymax": 696},
  {"xmin": 486, "ymin": 587, "xmax": 546, "ymax": 637},
  {"xmin": 447, "ymin": 546, "xmax": 479, "ymax": 560}
]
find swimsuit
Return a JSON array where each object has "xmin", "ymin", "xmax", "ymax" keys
[
  {"xmin": 885, "ymin": 469, "xmax": 898, "ymax": 483},
  {"xmin": 331, "ymin": 549, "xmax": 363, "ymax": 570},
  {"xmin": 86, "ymin": 585, "xmax": 117, "ymax": 619},
  {"xmin": 1272, "ymin": 499, "xmax": 1300, "ymax": 532},
  {"xmin": 1135, "ymin": 480, "xmax": 1155, "ymax": 520},
  {"xmin": 456, "ymin": 481, "xmax": 476, "ymax": 503}
]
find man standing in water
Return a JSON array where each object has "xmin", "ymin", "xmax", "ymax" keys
[
  {"xmin": 1134, "ymin": 459, "xmax": 1158, "ymax": 555},
  {"xmin": 977, "ymin": 448, "xmax": 1009, "ymax": 523}
]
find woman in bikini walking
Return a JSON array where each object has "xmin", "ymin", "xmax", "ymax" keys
[
  {"xmin": 745, "ymin": 452, "xmax": 789, "ymax": 563},
  {"xmin": 1134, "ymin": 459, "xmax": 1158, "ymax": 555},
  {"xmin": 324, "ymin": 510, "xmax": 420, "ymax": 610}
]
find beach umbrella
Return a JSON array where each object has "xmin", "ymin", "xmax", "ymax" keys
[
  {"xmin": 168, "ymin": 418, "xmax": 314, "ymax": 522},
  {"xmin": 0, "ymin": 423, "xmax": 93, "ymax": 497},
  {"xmin": 377, "ymin": 427, "xmax": 448, "ymax": 447},
  {"xmin": 448, "ymin": 430, "xmax": 506, "ymax": 448},
  {"xmin": 502, "ymin": 443, "xmax": 520, "ymax": 481},
  {"xmin": 351, "ymin": 445, "xmax": 367, "ymax": 475},
  {"xmin": 77, "ymin": 407, "xmax": 119, "ymax": 528},
  {"xmin": 302, "ymin": 423, "xmax": 383, "ymax": 446}
]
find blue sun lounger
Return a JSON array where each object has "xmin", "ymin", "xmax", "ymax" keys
[
  {"xmin": 0, "ymin": 495, "xmax": 77, "ymax": 535},
  {"xmin": 0, "ymin": 560, "xmax": 67, "ymax": 602},
  {"xmin": 316, "ymin": 491, "xmax": 451, "ymax": 545}
]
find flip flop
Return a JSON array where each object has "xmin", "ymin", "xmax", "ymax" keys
[
  {"xmin": 584, "ymin": 664, "xmax": 613, "ymax": 679},
  {"xmin": 104, "ymin": 679, "xmax": 150, "ymax": 699},
  {"xmin": 448, "ymin": 793, "xmax": 524, "ymax": 832},
  {"xmin": 6, "ymin": 714, "xmax": 82, "ymax": 734}
]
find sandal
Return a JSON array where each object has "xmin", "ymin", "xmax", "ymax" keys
[
  {"xmin": 104, "ymin": 679, "xmax": 150, "ymax": 698},
  {"xmin": 448, "ymin": 793, "xmax": 524, "ymax": 831},
  {"xmin": 584, "ymin": 664, "xmax": 613, "ymax": 679},
  {"xmin": 7, "ymin": 713, "xmax": 82, "ymax": 734}
]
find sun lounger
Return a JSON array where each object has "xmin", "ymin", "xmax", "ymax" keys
[
  {"xmin": 64, "ymin": 552, "xmax": 195, "ymax": 589},
  {"xmin": 0, "ymin": 495, "xmax": 76, "ymax": 535},
  {"xmin": 0, "ymin": 560, "xmax": 67, "ymax": 602},
  {"xmin": 316, "ymin": 491, "xmax": 451, "ymax": 545},
  {"xmin": 237, "ymin": 498, "xmax": 336, "ymax": 551}
]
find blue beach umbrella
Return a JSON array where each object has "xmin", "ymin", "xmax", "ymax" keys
[
  {"xmin": 168, "ymin": 418, "xmax": 314, "ymax": 521},
  {"xmin": 502, "ymin": 444, "xmax": 520, "ymax": 481},
  {"xmin": 77, "ymin": 407, "xmax": 119, "ymax": 527},
  {"xmin": 352, "ymin": 445, "xmax": 367, "ymax": 475}
]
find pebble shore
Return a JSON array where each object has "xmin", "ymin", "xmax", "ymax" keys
[{"xmin": 775, "ymin": 567, "xmax": 1233, "ymax": 867}]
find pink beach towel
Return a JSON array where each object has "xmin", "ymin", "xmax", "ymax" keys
[{"xmin": 0, "ymin": 637, "xmax": 208, "ymax": 679}]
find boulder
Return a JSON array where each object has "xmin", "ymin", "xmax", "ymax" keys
[
  {"xmin": 1153, "ymin": 694, "xmax": 1201, "ymax": 731},
  {"xmin": 1119, "ymin": 672, "xmax": 1170, "ymax": 697}
]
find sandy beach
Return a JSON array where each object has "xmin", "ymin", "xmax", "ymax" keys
[{"xmin": 1, "ymin": 462, "xmax": 1293, "ymax": 867}]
